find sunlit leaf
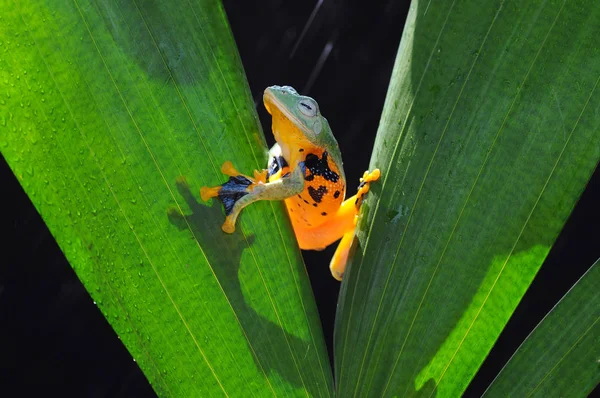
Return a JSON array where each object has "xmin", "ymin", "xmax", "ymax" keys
[
  {"xmin": 0, "ymin": 1, "xmax": 333, "ymax": 396},
  {"xmin": 484, "ymin": 259, "xmax": 599, "ymax": 397}
]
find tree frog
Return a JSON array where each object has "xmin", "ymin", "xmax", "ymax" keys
[{"xmin": 200, "ymin": 85, "xmax": 380, "ymax": 280}]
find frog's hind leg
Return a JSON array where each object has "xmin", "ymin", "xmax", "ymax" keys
[{"xmin": 329, "ymin": 168, "xmax": 380, "ymax": 280}]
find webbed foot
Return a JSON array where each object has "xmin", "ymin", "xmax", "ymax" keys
[{"xmin": 200, "ymin": 161, "xmax": 272, "ymax": 233}]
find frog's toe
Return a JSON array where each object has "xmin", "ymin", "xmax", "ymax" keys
[
  {"xmin": 222, "ymin": 217, "xmax": 236, "ymax": 234},
  {"xmin": 200, "ymin": 186, "xmax": 221, "ymax": 201},
  {"xmin": 369, "ymin": 168, "xmax": 381, "ymax": 181},
  {"xmin": 361, "ymin": 168, "xmax": 381, "ymax": 184},
  {"xmin": 220, "ymin": 161, "xmax": 241, "ymax": 177},
  {"xmin": 221, "ymin": 161, "xmax": 268, "ymax": 187},
  {"xmin": 253, "ymin": 169, "xmax": 268, "ymax": 184}
]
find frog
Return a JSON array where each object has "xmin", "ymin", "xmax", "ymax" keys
[{"xmin": 200, "ymin": 85, "xmax": 380, "ymax": 280}]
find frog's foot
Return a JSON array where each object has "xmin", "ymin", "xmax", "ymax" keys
[
  {"xmin": 200, "ymin": 174, "xmax": 255, "ymax": 233},
  {"xmin": 354, "ymin": 168, "xmax": 381, "ymax": 209},
  {"xmin": 200, "ymin": 162, "xmax": 273, "ymax": 233},
  {"xmin": 201, "ymin": 162, "xmax": 305, "ymax": 234}
]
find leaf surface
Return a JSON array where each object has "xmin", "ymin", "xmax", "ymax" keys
[
  {"xmin": 335, "ymin": 1, "xmax": 600, "ymax": 396},
  {"xmin": 0, "ymin": 1, "xmax": 332, "ymax": 396},
  {"xmin": 484, "ymin": 259, "xmax": 599, "ymax": 397}
]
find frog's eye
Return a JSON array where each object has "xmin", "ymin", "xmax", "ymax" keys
[{"xmin": 298, "ymin": 98, "xmax": 318, "ymax": 117}]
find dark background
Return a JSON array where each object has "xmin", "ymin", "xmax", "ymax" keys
[{"xmin": 1, "ymin": 1, "xmax": 598, "ymax": 397}]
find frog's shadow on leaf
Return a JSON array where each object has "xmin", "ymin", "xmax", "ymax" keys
[{"xmin": 168, "ymin": 177, "xmax": 319, "ymax": 395}]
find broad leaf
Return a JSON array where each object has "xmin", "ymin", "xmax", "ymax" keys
[
  {"xmin": 0, "ymin": 1, "xmax": 332, "ymax": 396},
  {"xmin": 335, "ymin": 0, "xmax": 600, "ymax": 397},
  {"xmin": 484, "ymin": 258, "xmax": 599, "ymax": 397}
]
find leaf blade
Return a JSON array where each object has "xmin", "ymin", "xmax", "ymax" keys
[
  {"xmin": 1, "ymin": 1, "xmax": 332, "ymax": 396},
  {"xmin": 335, "ymin": 0, "xmax": 600, "ymax": 396},
  {"xmin": 484, "ymin": 259, "xmax": 600, "ymax": 397}
]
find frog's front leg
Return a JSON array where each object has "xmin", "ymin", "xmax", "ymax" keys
[{"xmin": 201, "ymin": 162, "xmax": 305, "ymax": 233}]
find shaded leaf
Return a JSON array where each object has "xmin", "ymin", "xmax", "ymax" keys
[{"xmin": 335, "ymin": 0, "xmax": 600, "ymax": 396}]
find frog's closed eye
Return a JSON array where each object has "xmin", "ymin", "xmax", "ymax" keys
[{"xmin": 298, "ymin": 98, "xmax": 318, "ymax": 117}]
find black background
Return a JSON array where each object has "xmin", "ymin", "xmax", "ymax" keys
[{"xmin": 1, "ymin": 1, "xmax": 598, "ymax": 397}]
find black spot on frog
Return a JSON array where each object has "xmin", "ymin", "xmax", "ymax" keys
[
  {"xmin": 304, "ymin": 152, "xmax": 339, "ymax": 182},
  {"xmin": 308, "ymin": 185, "xmax": 328, "ymax": 203}
]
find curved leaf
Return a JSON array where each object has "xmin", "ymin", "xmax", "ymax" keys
[
  {"xmin": 335, "ymin": 0, "xmax": 600, "ymax": 397},
  {"xmin": 484, "ymin": 258, "xmax": 599, "ymax": 397},
  {"xmin": 0, "ymin": 1, "xmax": 332, "ymax": 396}
]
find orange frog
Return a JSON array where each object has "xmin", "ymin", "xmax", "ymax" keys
[{"xmin": 201, "ymin": 86, "xmax": 380, "ymax": 280}]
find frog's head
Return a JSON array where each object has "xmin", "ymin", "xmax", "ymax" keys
[{"xmin": 263, "ymin": 85, "xmax": 334, "ymax": 148}]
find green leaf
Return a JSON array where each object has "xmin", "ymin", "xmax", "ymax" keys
[
  {"xmin": 484, "ymin": 259, "xmax": 600, "ymax": 397},
  {"xmin": 335, "ymin": 1, "xmax": 600, "ymax": 397},
  {"xmin": 0, "ymin": 1, "xmax": 332, "ymax": 396}
]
